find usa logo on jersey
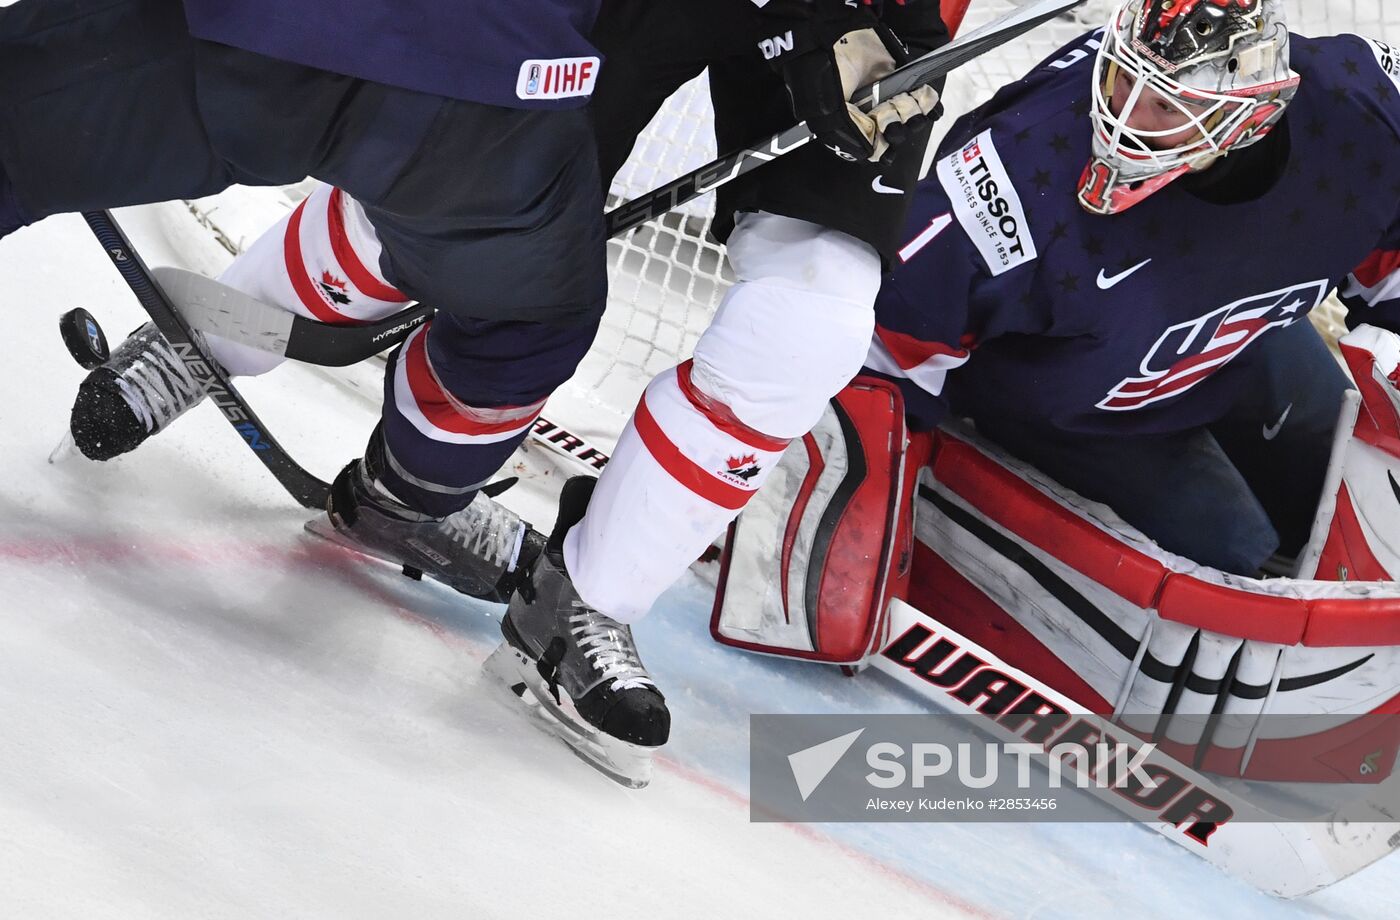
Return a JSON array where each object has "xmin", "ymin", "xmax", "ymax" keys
[{"xmin": 1098, "ymin": 279, "xmax": 1329, "ymax": 411}]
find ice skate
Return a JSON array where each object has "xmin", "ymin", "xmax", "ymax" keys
[
  {"xmin": 68, "ymin": 321, "xmax": 208, "ymax": 461},
  {"xmin": 306, "ymin": 442, "xmax": 544, "ymax": 604},
  {"xmin": 483, "ymin": 477, "xmax": 670, "ymax": 788}
]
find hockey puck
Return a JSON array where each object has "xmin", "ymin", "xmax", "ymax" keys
[{"xmin": 59, "ymin": 308, "xmax": 110, "ymax": 369}]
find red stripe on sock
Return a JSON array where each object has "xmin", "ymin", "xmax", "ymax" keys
[
  {"xmin": 402, "ymin": 328, "xmax": 542, "ymax": 437},
  {"xmin": 327, "ymin": 187, "xmax": 408, "ymax": 303},
  {"xmin": 634, "ymin": 392, "xmax": 752, "ymax": 510},
  {"xmin": 284, "ymin": 198, "xmax": 352, "ymax": 324},
  {"xmin": 674, "ymin": 361, "xmax": 788, "ymax": 452}
]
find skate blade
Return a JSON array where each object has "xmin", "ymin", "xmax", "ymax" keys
[
  {"xmin": 482, "ymin": 641, "xmax": 656, "ymax": 790},
  {"xmin": 48, "ymin": 432, "xmax": 78, "ymax": 464},
  {"xmin": 302, "ymin": 514, "xmax": 423, "ymax": 572},
  {"xmin": 303, "ymin": 516, "xmax": 503, "ymax": 596},
  {"xmin": 303, "ymin": 515, "xmax": 352, "ymax": 548}
]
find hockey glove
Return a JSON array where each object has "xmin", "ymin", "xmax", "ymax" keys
[{"xmin": 762, "ymin": 3, "xmax": 941, "ymax": 163}]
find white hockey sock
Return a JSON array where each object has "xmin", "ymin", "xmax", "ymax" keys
[
  {"xmin": 204, "ymin": 182, "xmax": 412, "ymax": 376},
  {"xmin": 564, "ymin": 211, "xmax": 881, "ymax": 623},
  {"xmin": 564, "ymin": 364, "xmax": 789, "ymax": 624}
]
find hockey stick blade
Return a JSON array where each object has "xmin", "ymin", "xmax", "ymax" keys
[
  {"xmin": 82, "ymin": 212, "xmax": 332, "ymax": 510},
  {"xmin": 151, "ymin": 266, "xmax": 432, "ymax": 367},
  {"xmin": 604, "ymin": 0, "xmax": 1087, "ymax": 238},
  {"xmin": 152, "ymin": 267, "xmax": 617, "ymax": 477}
]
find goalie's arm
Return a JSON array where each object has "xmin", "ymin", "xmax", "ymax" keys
[
  {"xmin": 1338, "ymin": 36, "xmax": 1400, "ymax": 330},
  {"xmin": 1340, "ymin": 239, "xmax": 1400, "ymax": 331},
  {"xmin": 1339, "ymin": 179, "xmax": 1400, "ymax": 330}
]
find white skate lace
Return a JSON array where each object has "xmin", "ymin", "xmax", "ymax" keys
[
  {"xmin": 569, "ymin": 612, "xmax": 657, "ymax": 692},
  {"xmin": 439, "ymin": 493, "xmax": 525, "ymax": 570},
  {"xmin": 113, "ymin": 336, "xmax": 205, "ymax": 433}
]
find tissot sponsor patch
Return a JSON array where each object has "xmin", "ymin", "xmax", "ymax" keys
[
  {"xmin": 1366, "ymin": 39, "xmax": 1400, "ymax": 93},
  {"xmin": 937, "ymin": 131, "xmax": 1037, "ymax": 276},
  {"xmin": 516, "ymin": 57, "xmax": 600, "ymax": 101}
]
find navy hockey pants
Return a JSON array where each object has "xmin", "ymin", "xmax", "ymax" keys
[
  {"xmin": 974, "ymin": 321, "xmax": 1351, "ymax": 576},
  {"xmin": 0, "ymin": 0, "xmax": 605, "ymax": 515}
]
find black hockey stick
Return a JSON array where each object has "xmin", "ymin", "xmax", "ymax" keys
[
  {"xmin": 82, "ymin": 211, "xmax": 332, "ymax": 509},
  {"xmin": 151, "ymin": 266, "xmax": 431, "ymax": 367},
  {"xmin": 603, "ymin": 0, "xmax": 1087, "ymax": 238}
]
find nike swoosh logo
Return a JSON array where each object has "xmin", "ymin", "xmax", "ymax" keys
[
  {"xmin": 871, "ymin": 175, "xmax": 904, "ymax": 195},
  {"xmin": 1096, "ymin": 259, "xmax": 1152, "ymax": 290},
  {"xmin": 1262, "ymin": 403, "xmax": 1293, "ymax": 441},
  {"xmin": 1388, "ymin": 471, "xmax": 1400, "ymax": 507}
]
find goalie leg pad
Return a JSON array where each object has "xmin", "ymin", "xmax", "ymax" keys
[
  {"xmin": 1297, "ymin": 324, "xmax": 1400, "ymax": 580},
  {"xmin": 710, "ymin": 376, "xmax": 928, "ymax": 665}
]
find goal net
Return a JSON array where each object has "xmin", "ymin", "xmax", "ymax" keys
[{"xmin": 580, "ymin": 0, "xmax": 1398, "ymax": 435}]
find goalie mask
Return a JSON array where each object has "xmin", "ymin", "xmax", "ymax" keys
[{"xmin": 1077, "ymin": 0, "xmax": 1300, "ymax": 215}]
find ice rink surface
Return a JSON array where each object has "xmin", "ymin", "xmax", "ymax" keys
[{"xmin": 0, "ymin": 206, "xmax": 1396, "ymax": 919}]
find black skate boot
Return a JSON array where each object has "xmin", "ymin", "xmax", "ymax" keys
[
  {"xmin": 484, "ymin": 476, "xmax": 670, "ymax": 788},
  {"xmin": 307, "ymin": 436, "xmax": 545, "ymax": 603},
  {"xmin": 69, "ymin": 321, "xmax": 207, "ymax": 460}
]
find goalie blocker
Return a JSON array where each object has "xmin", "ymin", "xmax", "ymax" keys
[{"xmin": 714, "ymin": 330, "xmax": 1400, "ymax": 787}]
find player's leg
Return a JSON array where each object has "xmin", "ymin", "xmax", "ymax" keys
[
  {"xmin": 309, "ymin": 98, "xmax": 672, "ymax": 759},
  {"xmin": 973, "ymin": 418, "xmax": 1280, "ymax": 576},
  {"xmin": 68, "ymin": 182, "xmax": 417, "ymax": 459},
  {"xmin": 0, "ymin": 1, "xmax": 417, "ymax": 456},
  {"xmin": 0, "ymin": 0, "xmax": 234, "ymax": 232},
  {"xmin": 1208, "ymin": 319, "xmax": 1352, "ymax": 561},
  {"xmin": 460, "ymin": 0, "xmax": 739, "ymax": 772},
  {"xmin": 0, "ymin": 0, "xmax": 330, "ymax": 460},
  {"xmin": 559, "ymin": 8, "xmax": 944, "ymax": 624},
  {"xmin": 67, "ymin": 41, "xmax": 607, "ymax": 459},
  {"xmin": 318, "ymin": 314, "xmax": 596, "ymax": 599},
  {"xmin": 566, "ymin": 211, "xmax": 882, "ymax": 619}
]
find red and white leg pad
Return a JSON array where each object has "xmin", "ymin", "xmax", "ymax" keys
[
  {"xmin": 1296, "ymin": 324, "xmax": 1400, "ymax": 580},
  {"xmin": 710, "ymin": 376, "xmax": 929, "ymax": 665}
]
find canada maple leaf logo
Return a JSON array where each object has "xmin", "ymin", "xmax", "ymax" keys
[
  {"xmin": 318, "ymin": 270, "xmax": 352, "ymax": 305},
  {"xmin": 722, "ymin": 454, "xmax": 761, "ymax": 482}
]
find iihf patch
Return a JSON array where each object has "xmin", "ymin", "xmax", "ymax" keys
[{"xmin": 516, "ymin": 57, "xmax": 601, "ymax": 101}]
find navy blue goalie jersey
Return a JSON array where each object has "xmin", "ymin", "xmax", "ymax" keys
[
  {"xmin": 181, "ymin": 0, "xmax": 602, "ymax": 110},
  {"xmin": 870, "ymin": 31, "xmax": 1400, "ymax": 437}
]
